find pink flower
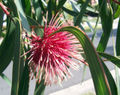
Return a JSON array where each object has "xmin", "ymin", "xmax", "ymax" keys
[{"xmin": 27, "ymin": 14, "xmax": 86, "ymax": 85}]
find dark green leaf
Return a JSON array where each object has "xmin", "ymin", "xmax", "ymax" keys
[
  {"xmin": 34, "ymin": 79, "xmax": 45, "ymax": 95},
  {"xmin": 0, "ymin": 19, "xmax": 15, "ymax": 75},
  {"xmin": 32, "ymin": 0, "xmax": 43, "ymax": 24},
  {"xmin": 102, "ymin": 60, "xmax": 117, "ymax": 95},
  {"xmin": 38, "ymin": 0, "xmax": 46, "ymax": 13},
  {"xmin": 97, "ymin": 1, "xmax": 113, "ymax": 52},
  {"xmin": 116, "ymin": 19, "xmax": 120, "ymax": 56},
  {"xmin": 19, "ymin": 46, "xmax": 25, "ymax": 80},
  {"xmin": 18, "ymin": 63, "xmax": 30, "ymax": 95},
  {"xmin": 52, "ymin": 26, "xmax": 115, "ymax": 95},
  {"xmin": 57, "ymin": 0, "xmax": 67, "ymax": 11},
  {"xmin": 98, "ymin": 52, "xmax": 120, "ymax": 68},
  {"xmin": 75, "ymin": 0, "xmax": 90, "ymax": 26},
  {"xmin": 62, "ymin": 7, "xmax": 78, "ymax": 16},
  {"xmin": 0, "ymin": 7, "xmax": 4, "ymax": 37},
  {"xmin": 47, "ymin": 0, "xmax": 56, "ymax": 21},
  {"xmin": 11, "ymin": 19, "xmax": 21, "ymax": 95},
  {"xmin": 7, "ymin": 0, "xmax": 18, "ymax": 17},
  {"xmin": 21, "ymin": 0, "xmax": 31, "ymax": 16}
]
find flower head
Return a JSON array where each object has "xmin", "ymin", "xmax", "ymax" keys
[{"xmin": 27, "ymin": 13, "xmax": 85, "ymax": 85}]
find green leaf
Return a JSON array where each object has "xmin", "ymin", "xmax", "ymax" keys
[
  {"xmin": 98, "ymin": 52, "xmax": 120, "ymax": 68},
  {"xmin": 57, "ymin": 0, "xmax": 67, "ymax": 11},
  {"xmin": 18, "ymin": 63, "xmax": 30, "ymax": 95},
  {"xmin": 0, "ymin": 7, "xmax": 4, "ymax": 37},
  {"xmin": 38, "ymin": 0, "xmax": 46, "ymax": 13},
  {"xmin": 102, "ymin": 60, "xmax": 117, "ymax": 95},
  {"xmin": 0, "ymin": 73, "xmax": 11, "ymax": 86},
  {"xmin": 0, "ymin": 19, "xmax": 15, "ymax": 75},
  {"xmin": 75, "ymin": 0, "xmax": 90, "ymax": 26},
  {"xmin": 34, "ymin": 79, "xmax": 45, "ymax": 95},
  {"xmin": 11, "ymin": 19, "xmax": 21, "ymax": 95},
  {"xmin": 19, "ymin": 45, "xmax": 25, "ymax": 80},
  {"xmin": 62, "ymin": 7, "xmax": 78, "ymax": 16},
  {"xmin": 98, "ymin": 52, "xmax": 119, "ymax": 95},
  {"xmin": 116, "ymin": 19, "xmax": 120, "ymax": 56},
  {"xmin": 47, "ymin": 0, "xmax": 56, "ymax": 21},
  {"xmin": 97, "ymin": 2, "xmax": 113, "ymax": 52},
  {"xmin": 14, "ymin": 0, "xmax": 31, "ymax": 33},
  {"xmin": 21, "ymin": 0, "xmax": 31, "ymax": 16},
  {"xmin": 114, "ymin": 6, "xmax": 120, "ymax": 19},
  {"xmin": 7, "ymin": 0, "xmax": 18, "ymax": 16},
  {"xmin": 32, "ymin": 0, "xmax": 43, "ymax": 24},
  {"xmin": 52, "ymin": 26, "xmax": 116, "ymax": 95},
  {"xmin": 27, "ymin": 16, "xmax": 44, "ymax": 37}
]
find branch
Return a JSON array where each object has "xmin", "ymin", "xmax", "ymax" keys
[
  {"xmin": 0, "ymin": 2, "xmax": 10, "ymax": 16},
  {"xmin": 112, "ymin": 0, "xmax": 120, "ymax": 5}
]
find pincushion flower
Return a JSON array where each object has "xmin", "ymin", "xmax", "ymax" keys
[{"xmin": 27, "ymin": 14, "xmax": 86, "ymax": 85}]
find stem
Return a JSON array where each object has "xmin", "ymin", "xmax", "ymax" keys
[
  {"xmin": 0, "ymin": 2, "xmax": 10, "ymax": 16},
  {"xmin": 0, "ymin": 2, "xmax": 14, "ymax": 23},
  {"xmin": 112, "ymin": 0, "xmax": 120, "ymax": 5}
]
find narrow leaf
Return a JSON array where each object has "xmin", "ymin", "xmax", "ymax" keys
[
  {"xmin": 11, "ymin": 19, "xmax": 21, "ymax": 95},
  {"xmin": 114, "ymin": 6, "xmax": 120, "ymax": 19},
  {"xmin": 52, "ymin": 26, "xmax": 116, "ymax": 95},
  {"xmin": 116, "ymin": 19, "xmax": 120, "ymax": 56},
  {"xmin": 32, "ymin": 0, "xmax": 43, "ymax": 24},
  {"xmin": 98, "ymin": 52, "xmax": 120, "ymax": 68},
  {"xmin": 18, "ymin": 63, "xmax": 30, "ymax": 95},
  {"xmin": 62, "ymin": 7, "xmax": 78, "ymax": 16},
  {"xmin": 0, "ymin": 7, "xmax": 4, "ymax": 37},
  {"xmin": 34, "ymin": 79, "xmax": 45, "ymax": 95},
  {"xmin": 38, "ymin": 0, "xmax": 46, "ymax": 13},
  {"xmin": 75, "ymin": 0, "xmax": 90, "ymax": 26},
  {"xmin": 97, "ymin": 2, "xmax": 113, "ymax": 52},
  {"xmin": 102, "ymin": 60, "xmax": 117, "ymax": 95},
  {"xmin": 21, "ymin": 0, "xmax": 31, "ymax": 16},
  {"xmin": 47, "ymin": 0, "xmax": 56, "ymax": 21},
  {"xmin": 57, "ymin": 0, "xmax": 67, "ymax": 11},
  {"xmin": 14, "ymin": 0, "xmax": 31, "ymax": 33},
  {"xmin": 27, "ymin": 16, "xmax": 44, "ymax": 37},
  {"xmin": 0, "ymin": 19, "xmax": 15, "ymax": 74},
  {"xmin": 0, "ymin": 73, "xmax": 11, "ymax": 86}
]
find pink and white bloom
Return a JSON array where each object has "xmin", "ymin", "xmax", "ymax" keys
[{"xmin": 27, "ymin": 14, "xmax": 86, "ymax": 85}]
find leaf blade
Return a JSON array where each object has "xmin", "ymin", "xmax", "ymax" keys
[
  {"xmin": 97, "ymin": 2, "xmax": 113, "ymax": 52},
  {"xmin": 11, "ymin": 19, "xmax": 21, "ymax": 95},
  {"xmin": 52, "ymin": 26, "xmax": 116, "ymax": 95},
  {"xmin": 0, "ymin": 19, "xmax": 15, "ymax": 75}
]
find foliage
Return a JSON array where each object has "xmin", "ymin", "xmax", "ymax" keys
[{"xmin": 0, "ymin": 0, "xmax": 120, "ymax": 95}]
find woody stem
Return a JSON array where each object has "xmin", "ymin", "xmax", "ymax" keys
[{"xmin": 0, "ymin": 2, "xmax": 10, "ymax": 16}]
